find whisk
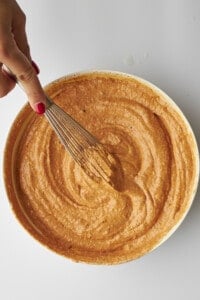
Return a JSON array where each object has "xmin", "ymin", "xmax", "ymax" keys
[
  {"xmin": 44, "ymin": 96, "xmax": 113, "ymax": 183},
  {"xmin": 6, "ymin": 66, "xmax": 113, "ymax": 184}
]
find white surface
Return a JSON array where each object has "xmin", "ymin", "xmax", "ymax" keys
[{"xmin": 0, "ymin": 0, "xmax": 200, "ymax": 299}]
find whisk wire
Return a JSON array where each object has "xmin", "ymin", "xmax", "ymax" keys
[{"xmin": 45, "ymin": 101, "xmax": 113, "ymax": 183}]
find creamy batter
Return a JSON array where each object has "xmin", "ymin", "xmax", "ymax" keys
[{"xmin": 4, "ymin": 72, "xmax": 198, "ymax": 264}]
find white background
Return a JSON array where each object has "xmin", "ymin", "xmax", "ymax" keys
[{"xmin": 0, "ymin": 1, "xmax": 200, "ymax": 299}]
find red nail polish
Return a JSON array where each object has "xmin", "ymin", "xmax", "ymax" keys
[
  {"xmin": 35, "ymin": 102, "xmax": 45, "ymax": 114},
  {"xmin": 31, "ymin": 60, "xmax": 40, "ymax": 75}
]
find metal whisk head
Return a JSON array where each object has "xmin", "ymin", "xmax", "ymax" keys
[{"xmin": 45, "ymin": 97, "xmax": 114, "ymax": 184}]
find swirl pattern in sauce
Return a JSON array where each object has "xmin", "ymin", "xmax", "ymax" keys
[{"xmin": 4, "ymin": 72, "xmax": 198, "ymax": 264}]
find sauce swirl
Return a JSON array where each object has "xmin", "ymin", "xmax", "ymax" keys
[{"xmin": 4, "ymin": 72, "xmax": 198, "ymax": 264}]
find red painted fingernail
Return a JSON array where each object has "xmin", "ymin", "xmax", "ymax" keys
[
  {"xmin": 31, "ymin": 60, "xmax": 40, "ymax": 75},
  {"xmin": 34, "ymin": 102, "xmax": 45, "ymax": 114}
]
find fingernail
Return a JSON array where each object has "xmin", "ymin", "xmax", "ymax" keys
[
  {"xmin": 31, "ymin": 60, "xmax": 40, "ymax": 75},
  {"xmin": 34, "ymin": 102, "xmax": 45, "ymax": 114}
]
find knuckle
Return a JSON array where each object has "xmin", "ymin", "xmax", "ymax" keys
[{"xmin": 17, "ymin": 66, "xmax": 35, "ymax": 82}]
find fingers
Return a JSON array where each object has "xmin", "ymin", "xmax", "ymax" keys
[
  {"xmin": 0, "ymin": 2, "xmax": 16, "ymax": 97},
  {"xmin": 0, "ymin": 33, "xmax": 46, "ymax": 112},
  {"xmin": 0, "ymin": 63, "xmax": 16, "ymax": 97},
  {"xmin": 0, "ymin": 1, "xmax": 46, "ymax": 113},
  {"xmin": 11, "ymin": 1, "xmax": 31, "ymax": 61}
]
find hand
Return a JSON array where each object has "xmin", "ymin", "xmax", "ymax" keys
[{"xmin": 0, "ymin": 0, "xmax": 46, "ymax": 114}]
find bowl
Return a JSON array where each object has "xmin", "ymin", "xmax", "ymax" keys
[{"xmin": 3, "ymin": 70, "xmax": 199, "ymax": 264}]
